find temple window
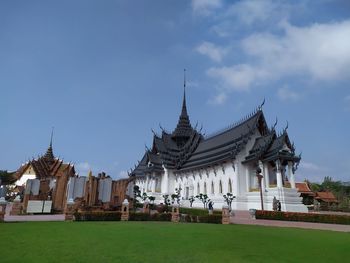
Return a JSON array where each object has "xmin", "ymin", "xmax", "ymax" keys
[
  {"xmin": 204, "ymin": 182, "xmax": 207, "ymax": 194},
  {"xmin": 211, "ymin": 181, "xmax": 214, "ymax": 194},
  {"xmin": 219, "ymin": 180, "xmax": 223, "ymax": 194},
  {"xmin": 197, "ymin": 182, "xmax": 200, "ymax": 195},
  {"xmin": 228, "ymin": 179, "xmax": 232, "ymax": 193}
]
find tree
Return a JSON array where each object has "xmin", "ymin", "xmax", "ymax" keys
[
  {"xmin": 170, "ymin": 187, "xmax": 182, "ymax": 205},
  {"xmin": 223, "ymin": 193, "xmax": 236, "ymax": 211},
  {"xmin": 133, "ymin": 185, "xmax": 141, "ymax": 211},
  {"xmin": 196, "ymin": 193, "xmax": 209, "ymax": 209},
  {"xmin": 162, "ymin": 194, "xmax": 171, "ymax": 212},
  {"xmin": 141, "ymin": 192, "xmax": 149, "ymax": 202}
]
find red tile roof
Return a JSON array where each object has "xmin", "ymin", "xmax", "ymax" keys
[
  {"xmin": 315, "ymin": 191, "xmax": 338, "ymax": 203},
  {"xmin": 296, "ymin": 182, "xmax": 315, "ymax": 196}
]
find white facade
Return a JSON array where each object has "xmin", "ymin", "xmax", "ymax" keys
[{"xmin": 135, "ymin": 130, "xmax": 307, "ymax": 212}]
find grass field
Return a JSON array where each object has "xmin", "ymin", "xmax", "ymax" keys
[{"xmin": 1, "ymin": 222, "xmax": 349, "ymax": 263}]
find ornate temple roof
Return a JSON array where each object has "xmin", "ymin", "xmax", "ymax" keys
[
  {"xmin": 13, "ymin": 139, "xmax": 76, "ymax": 183},
  {"xmin": 131, "ymin": 89, "xmax": 301, "ymax": 177}
]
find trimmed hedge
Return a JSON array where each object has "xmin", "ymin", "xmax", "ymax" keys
[
  {"xmin": 179, "ymin": 207, "xmax": 221, "ymax": 216},
  {"xmin": 181, "ymin": 214, "xmax": 222, "ymax": 224},
  {"xmin": 256, "ymin": 210, "xmax": 350, "ymax": 225},
  {"xmin": 74, "ymin": 211, "xmax": 121, "ymax": 221},
  {"xmin": 129, "ymin": 212, "xmax": 172, "ymax": 222}
]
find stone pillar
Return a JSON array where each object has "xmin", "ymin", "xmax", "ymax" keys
[
  {"xmin": 162, "ymin": 165, "xmax": 169, "ymax": 194},
  {"xmin": 222, "ymin": 205, "xmax": 230, "ymax": 225},
  {"xmin": 142, "ymin": 201, "xmax": 150, "ymax": 214},
  {"xmin": 288, "ymin": 162, "xmax": 296, "ymax": 189},
  {"xmin": 151, "ymin": 176, "xmax": 156, "ymax": 193},
  {"xmin": 232, "ymin": 162, "xmax": 239, "ymax": 196},
  {"xmin": 121, "ymin": 199, "xmax": 129, "ymax": 221},
  {"xmin": 245, "ymin": 167, "xmax": 250, "ymax": 192},
  {"xmin": 0, "ymin": 197, "xmax": 7, "ymax": 222},
  {"xmin": 171, "ymin": 204, "xmax": 180, "ymax": 223},
  {"xmin": 145, "ymin": 175, "xmax": 150, "ymax": 192},
  {"xmin": 276, "ymin": 160, "xmax": 283, "ymax": 188},
  {"xmin": 259, "ymin": 161, "xmax": 265, "ymax": 192},
  {"xmin": 65, "ymin": 198, "xmax": 75, "ymax": 221},
  {"xmin": 10, "ymin": 196, "xmax": 22, "ymax": 215},
  {"xmin": 264, "ymin": 164, "xmax": 270, "ymax": 188}
]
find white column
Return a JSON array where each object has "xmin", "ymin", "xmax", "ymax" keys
[
  {"xmin": 245, "ymin": 166, "xmax": 250, "ymax": 192},
  {"xmin": 276, "ymin": 160, "xmax": 283, "ymax": 188},
  {"xmin": 232, "ymin": 162, "xmax": 239, "ymax": 196},
  {"xmin": 259, "ymin": 161, "xmax": 265, "ymax": 192},
  {"xmin": 288, "ymin": 162, "xmax": 296, "ymax": 189},
  {"xmin": 264, "ymin": 163, "xmax": 270, "ymax": 188},
  {"xmin": 145, "ymin": 175, "xmax": 150, "ymax": 192},
  {"xmin": 161, "ymin": 165, "xmax": 169, "ymax": 194},
  {"xmin": 151, "ymin": 175, "xmax": 156, "ymax": 193}
]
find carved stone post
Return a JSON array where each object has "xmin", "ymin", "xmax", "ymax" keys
[
  {"xmin": 171, "ymin": 204, "xmax": 180, "ymax": 223},
  {"xmin": 65, "ymin": 198, "xmax": 75, "ymax": 221},
  {"xmin": 0, "ymin": 197, "xmax": 7, "ymax": 222},
  {"xmin": 121, "ymin": 199, "xmax": 129, "ymax": 221},
  {"xmin": 222, "ymin": 205, "xmax": 230, "ymax": 225}
]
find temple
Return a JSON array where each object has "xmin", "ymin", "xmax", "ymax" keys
[
  {"xmin": 131, "ymin": 85, "xmax": 307, "ymax": 212},
  {"xmin": 4, "ymin": 135, "xmax": 131, "ymax": 215}
]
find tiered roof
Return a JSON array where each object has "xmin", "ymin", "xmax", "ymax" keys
[
  {"xmin": 131, "ymin": 90, "xmax": 301, "ymax": 177},
  {"xmin": 13, "ymin": 141, "xmax": 76, "ymax": 183}
]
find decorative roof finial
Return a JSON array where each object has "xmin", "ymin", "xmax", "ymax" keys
[
  {"xmin": 184, "ymin": 68, "xmax": 186, "ymax": 89},
  {"xmin": 258, "ymin": 98, "xmax": 265, "ymax": 110},
  {"xmin": 44, "ymin": 127, "xmax": 55, "ymax": 163},
  {"xmin": 50, "ymin": 126, "xmax": 54, "ymax": 148}
]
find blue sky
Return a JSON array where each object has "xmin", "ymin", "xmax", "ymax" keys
[{"xmin": 1, "ymin": 0, "xmax": 349, "ymax": 182}]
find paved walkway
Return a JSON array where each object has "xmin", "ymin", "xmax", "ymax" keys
[{"xmin": 230, "ymin": 211, "xmax": 350, "ymax": 232}]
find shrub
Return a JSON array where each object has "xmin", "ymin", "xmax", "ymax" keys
[
  {"xmin": 179, "ymin": 207, "xmax": 221, "ymax": 216},
  {"xmin": 255, "ymin": 210, "xmax": 350, "ymax": 225},
  {"xmin": 74, "ymin": 211, "xmax": 121, "ymax": 221},
  {"xmin": 129, "ymin": 212, "xmax": 172, "ymax": 222}
]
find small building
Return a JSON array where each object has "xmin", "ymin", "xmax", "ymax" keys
[
  {"xmin": 12, "ymin": 139, "xmax": 76, "ymax": 212},
  {"xmin": 315, "ymin": 191, "xmax": 339, "ymax": 210},
  {"xmin": 295, "ymin": 182, "xmax": 316, "ymax": 205}
]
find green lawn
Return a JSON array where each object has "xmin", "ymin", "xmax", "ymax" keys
[{"xmin": 1, "ymin": 222, "xmax": 349, "ymax": 263}]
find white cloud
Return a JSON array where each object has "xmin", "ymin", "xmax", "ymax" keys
[
  {"xmin": 191, "ymin": 0, "xmax": 222, "ymax": 16},
  {"xmin": 225, "ymin": 0, "xmax": 281, "ymax": 25},
  {"xmin": 207, "ymin": 64, "xmax": 267, "ymax": 91},
  {"xmin": 277, "ymin": 86, "xmax": 300, "ymax": 101},
  {"xmin": 208, "ymin": 92, "xmax": 227, "ymax": 105},
  {"xmin": 76, "ymin": 162, "xmax": 92, "ymax": 176},
  {"xmin": 242, "ymin": 20, "xmax": 350, "ymax": 81},
  {"xmin": 206, "ymin": 20, "xmax": 350, "ymax": 96},
  {"xmin": 297, "ymin": 161, "xmax": 328, "ymax": 183},
  {"xmin": 196, "ymin": 41, "xmax": 227, "ymax": 62}
]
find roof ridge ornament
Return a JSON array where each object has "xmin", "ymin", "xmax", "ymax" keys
[{"xmin": 258, "ymin": 98, "xmax": 265, "ymax": 111}]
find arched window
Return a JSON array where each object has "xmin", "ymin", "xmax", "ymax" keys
[
  {"xmin": 211, "ymin": 181, "xmax": 214, "ymax": 194},
  {"xmin": 228, "ymin": 179, "xmax": 232, "ymax": 193},
  {"xmin": 204, "ymin": 182, "xmax": 207, "ymax": 194},
  {"xmin": 219, "ymin": 180, "xmax": 223, "ymax": 194},
  {"xmin": 197, "ymin": 182, "xmax": 200, "ymax": 195}
]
